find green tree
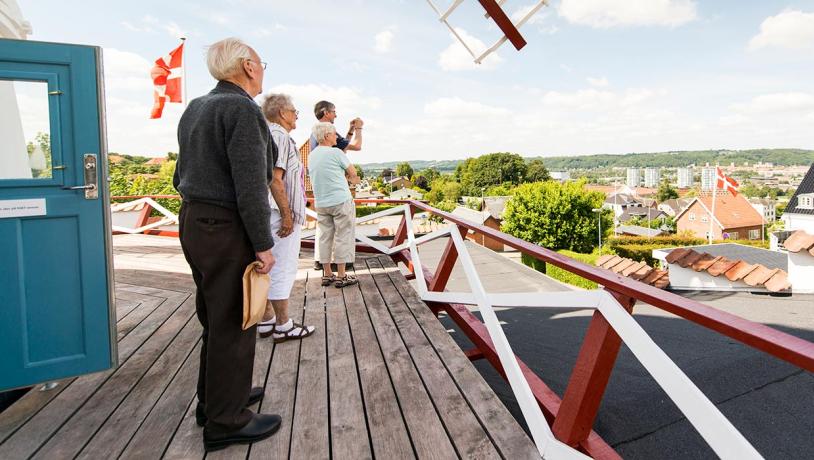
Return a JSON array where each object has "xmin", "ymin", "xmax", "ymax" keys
[
  {"xmin": 353, "ymin": 164, "xmax": 365, "ymax": 180},
  {"xmin": 485, "ymin": 184, "xmax": 516, "ymax": 196},
  {"xmin": 26, "ymin": 132, "xmax": 52, "ymax": 178},
  {"xmin": 441, "ymin": 181, "xmax": 462, "ymax": 204},
  {"xmin": 525, "ymin": 159, "xmax": 550, "ymax": 183},
  {"xmin": 420, "ymin": 167, "xmax": 440, "ymax": 183},
  {"xmin": 395, "ymin": 162, "xmax": 414, "ymax": 179},
  {"xmin": 656, "ymin": 179, "xmax": 679, "ymax": 202},
  {"xmin": 502, "ymin": 180, "xmax": 610, "ymax": 253},
  {"xmin": 457, "ymin": 153, "xmax": 527, "ymax": 195},
  {"xmin": 412, "ymin": 174, "xmax": 430, "ymax": 191}
]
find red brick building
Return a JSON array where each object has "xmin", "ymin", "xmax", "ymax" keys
[{"xmin": 675, "ymin": 192, "xmax": 765, "ymax": 240}]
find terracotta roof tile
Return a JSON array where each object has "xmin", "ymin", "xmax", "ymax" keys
[
  {"xmin": 691, "ymin": 254, "xmax": 719, "ymax": 272},
  {"xmin": 706, "ymin": 257, "xmax": 739, "ymax": 277},
  {"xmin": 765, "ymin": 271, "xmax": 791, "ymax": 293},
  {"xmin": 622, "ymin": 261, "xmax": 647, "ymax": 277},
  {"xmin": 665, "ymin": 247, "xmax": 691, "ymax": 264},
  {"xmin": 697, "ymin": 193, "xmax": 765, "ymax": 229},
  {"xmin": 784, "ymin": 230, "xmax": 814, "ymax": 254},
  {"xmin": 611, "ymin": 259, "xmax": 636, "ymax": 274},
  {"xmin": 597, "ymin": 254, "xmax": 616, "ymax": 266},
  {"xmin": 595, "ymin": 257, "xmax": 667, "ymax": 289},
  {"xmin": 724, "ymin": 260, "xmax": 757, "ymax": 282},
  {"xmin": 677, "ymin": 250, "xmax": 704, "ymax": 268},
  {"xmin": 743, "ymin": 266, "xmax": 778, "ymax": 287}
]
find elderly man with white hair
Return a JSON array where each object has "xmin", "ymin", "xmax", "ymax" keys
[
  {"xmin": 308, "ymin": 122, "xmax": 361, "ymax": 287},
  {"xmin": 173, "ymin": 37, "xmax": 282, "ymax": 452}
]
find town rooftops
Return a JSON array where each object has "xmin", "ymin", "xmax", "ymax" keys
[
  {"xmin": 450, "ymin": 206, "xmax": 490, "ymax": 225},
  {"xmin": 483, "ymin": 196, "xmax": 511, "ymax": 220},
  {"xmin": 614, "ymin": 225, "xmax": 665, "ymax": 238},
  {"xmin": 784, "ymin": 163, "xmax": 814, "ymax": 216},
  {"xmin": 662, "ymin": 246, "xmax": 790, "ymax": 292},
  {"xmin": 595, "ymin": 255, "xmax": 670, "ymax": 289},
  {"xmin": 619, "ymin": 207, "xmax": 666, "ymax": 222},
  {"xmin": 677, "ymin": 193, "xmax": 765, "ymax": 229},
  {"xmin": 655, "ymin": 243, "xmax": 787, "ymax": 271}
]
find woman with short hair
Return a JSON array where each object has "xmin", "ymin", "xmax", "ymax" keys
[
  {"xmin": 256, "ymin": 93, "xmax": 315, "ymax": 342},
  {"xmin": 308, "ymin": 122, "xmax": 361, "ymax": 287}
]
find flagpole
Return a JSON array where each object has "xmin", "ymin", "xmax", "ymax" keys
[
  {"xmin": 708, "ymin": 170, "xmax": 717, "ymax": 245},
  {"xmin": 181, "ymin": 37, "xmax": 188, "ymax": 107}
]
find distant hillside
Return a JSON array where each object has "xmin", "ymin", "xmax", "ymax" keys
[{"xmin": 361, "ymin": 148, "xmax": 814, "ymax": 173}]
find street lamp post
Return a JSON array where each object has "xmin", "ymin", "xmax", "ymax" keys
[
  {"xmin": 592, "ymin": 208, "xmax": 602, "ymax": 252},
  {"xmin": 481, "ymin": 187, "xmax": 485, "ymax": 210}
]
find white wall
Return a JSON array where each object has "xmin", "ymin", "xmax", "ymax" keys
[
  {"xmin": 789, "ymin": 252, "xmax": 814, "ymax": 294},
  {"xmin": 666, "ymin": 264, "xmax": 771, "ymax": 292},
  {"xmin": 783, "ymin": 213, "xmax": 814, "ymax": 233}
]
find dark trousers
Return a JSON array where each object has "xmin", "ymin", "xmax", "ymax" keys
[{"xmin": 179, "ymin": 201, "xmax": 257, "ymax": 433}]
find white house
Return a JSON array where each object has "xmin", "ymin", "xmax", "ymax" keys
[
  {"xmin": 781, "ymin": 164, "xmax": 814, "ymax": 233},
  {"xmin": 389, "ymin": 187, "xmax": 423, "ymax": 200},
  {"xmin": 784, "ymin": 230, "xmax": 814, "ymax": 294}
]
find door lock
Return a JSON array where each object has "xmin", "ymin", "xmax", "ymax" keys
[{"xmin": 61, "ymin": 154, "xmax": 98, "ymax": 199}]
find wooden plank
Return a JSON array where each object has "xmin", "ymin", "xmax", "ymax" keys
[
  {"xmin": 326, "ymin": 277, "xmax": 372, "ymax": 459},
  {"xmin": 118, "ymin": 341, "xmax": 202, "ymax": 459},
  {"xmin": 116, "ymin": 294, "xmax": 165, "ymax": 341},
  {"xmin": 355, "ymin": 261, "xmax": 457, "ymax": 459},
  {"xmin": 162, "ymin": 394, "xmax": 206, "ymax": 459},
  {"xmin": 75, "ymin": 317, "xmax": 202, "ymax": 459},
  {"xmin": 249, "ymin": 273, "xmax": 308, "ymax": 459},
  {"xmin": 29, "ymin": 296, "xmax": 197, "ymax": 459},
  {"xmin": 342, "ymin": 270, "xmax": 415, "ymax": 459},
  {"xmin": 289, "ymin": 274, "xmax": 330, "ymax": 459},
  {"xmin": 0, "ymin": 287, "xmax": 190, "ymax": 459},
  {"xmin": 366, "ymin": 258, "xmax": 500, "ymax": 459},
  {"xmin": 379, "ymin": 256, "xmax": 539, "ymax": 459}
]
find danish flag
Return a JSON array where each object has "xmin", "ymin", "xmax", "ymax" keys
[
  {"xmin": 716, "ymin": 167, "xmax": 739, "ymax": 196},
  {"xmin": 150, "ymin": 42, "xmax": 184, "ymax": 119}
]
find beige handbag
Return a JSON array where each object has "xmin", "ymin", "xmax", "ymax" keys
[{"xmin": 242, "ymin": 262, "xmax": 270, "ymax": 330}]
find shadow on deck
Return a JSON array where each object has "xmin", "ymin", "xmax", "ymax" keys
[{"xmin": 0, "ymin": 235, "xmax": 537, "ymax": 459}]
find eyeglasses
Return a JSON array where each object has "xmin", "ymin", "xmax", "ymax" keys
[
  {"xmin": 246, "ymin": 59, "xmax": 267, "ymax": 70},
  {"xmin": 287, "ymin": 108, "xmax": 299, "ymax": 116}
]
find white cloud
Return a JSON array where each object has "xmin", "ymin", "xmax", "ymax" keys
[
  {"xmin": 424, "ymin": 97, "xmax": 511, "ymax": 119},
  {"xmin": 587, "ymin": 76, "xmax": 609, "ymax": 87},
  {"xmin": 438, "ymin": 28, "xmax": 503, "ymax": 71},
  {"xmin": 164, "ymin": 21, "xmax": 188, "ymax": 39},
  {"xmin": 541, "ymin": 88, "xmax": 657, "ymax": 111},
  {"xmin": 731, "ymin": 92, "xmax": 814, "ymax": 114},
  {"xmin": 559, "ymin": 0, "xmax": 697, "ymax": 28},
  {"xmin": 102, "ymin": 48, "xmax": 154, "ymax": 92},
  {"xmin": 253, "ymin": 24, "xmax": 287, "ymax": 37},
  {"xmin": 374, "ymin": 28, "xmax": 395, "ymax": 53},
  {"xmin": 749, "ymin": 9, "xmax": 814, "ymax": 51}
]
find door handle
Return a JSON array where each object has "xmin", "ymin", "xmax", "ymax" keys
[{"xmin": 61, "ymin": 154, "xmax": 99, "ymax": 199}]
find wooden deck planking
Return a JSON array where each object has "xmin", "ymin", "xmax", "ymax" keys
[
  {"xmin": 379, "ymin": 256, "xmax": 540, "ymax": 460},
  {"xmin": 356, "ymin": 261, "xmax": 459, "ymax": 459},
  {"xmin": 325, "ymin": 277, "xmax": 372, "ymax": 460},
  {"xmin": 366, "ymin": 257, "xmax": 501, "ymax": 459},
  {"xmin": 1, "ymin": 235, "xmax": 538, "ymax": 460},
  {"xmin": 289, "ymin": 274, "xmax": 331, "ymax": 459},
  {"xmin": 248, "ymin": 275, "xmax": 308, "ymax": 459}
]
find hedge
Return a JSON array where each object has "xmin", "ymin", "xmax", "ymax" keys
[
  {"xmin": 608, "ymin": 236, "xmax": 770, "ymax": 266},
  {"xmin": 355, "ymin": 205, "xmax": 395, "ymax": 218},
  {"xmin": 520, "ymin": 250, "xmax": 601, "ymax": 290}
]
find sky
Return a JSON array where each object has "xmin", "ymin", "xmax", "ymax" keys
[{"xmin": 16, "ymin": 0, "xmax": 814, "ymax": 164}]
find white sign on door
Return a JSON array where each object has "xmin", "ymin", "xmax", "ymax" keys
[{"xmin": 0, "ymin": 198, "xmax": 47, "ymax": 218}]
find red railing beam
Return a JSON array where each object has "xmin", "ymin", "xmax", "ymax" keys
[
  {"xmin": 552, "ymin": 291, "xmax": 636, "ymax": 446},
  {"xmin": 429, "ymin": 225, "xmax": 468, "ymax": 293}
]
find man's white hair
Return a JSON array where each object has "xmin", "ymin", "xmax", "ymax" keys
[
  {"xmin": 312, "ymin": 122, "xmax": 337, "ymax": 143},
  {"xmin": 206, "ymin": 37, "xmax": 252, "ymax": 81}
]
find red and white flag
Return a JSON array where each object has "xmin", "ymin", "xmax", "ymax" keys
[
  {"xmin": 150, "ymin": 42, "xmax": 184, "ymax": 119},
  {"xmin": 716, "ymin": 167, "xmax": 739, "ymax": 196}
]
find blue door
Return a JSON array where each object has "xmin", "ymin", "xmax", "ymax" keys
[{"xmin": 0, "ymin": 39, "xmax": 116, "ymax": 391}]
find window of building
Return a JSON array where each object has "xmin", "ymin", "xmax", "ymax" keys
[
  {"xmin": 729, "ymin": 232, "xmax": 739, "ymax": 239},
  {"xmin": 689, "ymin": 212, "xmax": 695, "ymax": 221},
  {"xmin": 799, "ymin": 194, "xmax": 814, "ymax": 210},
  {"xmin": 749, "ymin": 229, "xmax": 760, "ymax": 240},
  {"xmin": 701, "ymin": 216, "xmax": 708, "ymax": 223}
]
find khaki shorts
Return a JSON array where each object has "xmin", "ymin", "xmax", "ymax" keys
[{"xmin": 316, "ymin": 200, "xmax": 356, "ymax": 264}]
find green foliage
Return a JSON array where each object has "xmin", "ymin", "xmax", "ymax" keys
[
  {"xmin": 628, "ymin": 215, "xmax": 676, "ymax": 233},
  {"xmin": 428, "ymin": 199, "xmax": 457, "ymax": 222},
  {"xmin": 441, "ymin": 181, "xmax": 462, "ymax": 204},
  {"xmin": 412, "ymin": 174, "xmax": 430, "ymax": 190},
  {"xmin": 420, "ymin": 167, "xmax": 440, "ymax": 183},
  {"xmin": 395, "ymin": 162, "xmax": 414, "ymax": 179},
  {"xmin": 353, "ymin": 164, "xmax": 365, "ymax": 180},
  {"xmin": 520, "ymin": 250, "xmax": 602, "ymax": 290},
  {"xmin": 525, "ymin": 159, "xmax": 550, "ymax": 182},
  {"xmin": 356, "ymin": 205, "xmax": 394, "ymax": 218},
  {"xmin": 656, "ymin": 179, "xmax": 679, "ymax": 202},
  {"xmin": 26, "ymin": 132, "xmax": 52, "ymax": 178},
  {"xmin": 607, "ymin": 235, "xmax": 770, "ymax": 266},
  {"xmin": 464, "ymin": 197, "xmax": 481, "ymax": 210},
  {"xmin": 739, "ymin": 182, "xmax": 784, "ymax": 199},
  {"xmin": 109, "ymin": 156, "xmax": 180, "ymax": 214},
  {"xmin": 502, "ymin": 180, "xmax": 611, "ymax": 253},
  {"xmin": 776, "ymin": 202, "xmax": 787, "ymax": 217},
  {"xmin": 485, "ymin": 184, "xmax": 516, "ymax": 196},
  {"xmin": 456, "ymin": 153, "xmax": 527, "ymax": 196}
]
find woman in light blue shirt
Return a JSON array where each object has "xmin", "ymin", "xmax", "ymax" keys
[{"xmin": 308, "ymin": 122, "xmax": 360, "ymax": 287}]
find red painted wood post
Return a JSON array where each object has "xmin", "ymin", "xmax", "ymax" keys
[
  {"xmin": 551, "ymin": 290, "xmax": 636, "ymax": 446},
  {"xmin": 135, "ymin": 202, "xmax": 153, "ymax": 232},
  {"xmin": 391, "ymin": 213, "xmax": 408, "ymax": 248},
  {"xmin": 428, "ymin": 225, "xmax": 469, "ymax": 292}
]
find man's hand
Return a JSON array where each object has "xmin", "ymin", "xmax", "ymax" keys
[
  {"xmin": 254, "ymin": 249, "xmax": 275, "ymax": 274},
  {"xmin": 278, "ymin": 214, "xmax": 294, "ymax": 238},
  {"xmin": 355, "ymin": 118, "xmax": 364, "ymax": 128}
]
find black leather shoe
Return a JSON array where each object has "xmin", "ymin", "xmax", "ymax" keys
[
  {"xmin": 203, "ymin": 412, "xmax": 282, "ymax": 452},
  {"xmin": 196, "ymin": 386, "xmax": 264, "ymax": 427}
]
